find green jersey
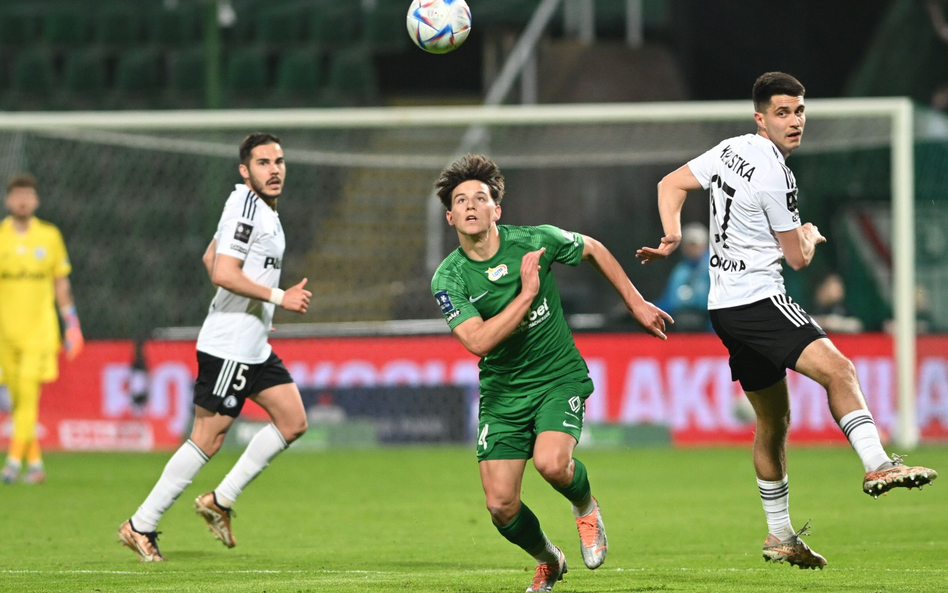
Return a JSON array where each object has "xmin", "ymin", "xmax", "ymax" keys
[{"xmin": 431, "ymin": 224, "xmax": 589, "ymax": 396}]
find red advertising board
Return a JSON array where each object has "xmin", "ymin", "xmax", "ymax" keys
[{"xmin": 2, "ymin": 334, "xmax": 946, "ymax": 451}]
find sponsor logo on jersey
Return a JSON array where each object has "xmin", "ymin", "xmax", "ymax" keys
[
  {"xmin": 234, "ymin": 222, "xmax": 253, "ymax": 243},
  {"xmin": 230, "ymin": 243, "xmax": 248, "ymax": 254},
  {"xmin": 718, "ymin": 145, "xmax": 756, "ymax": 181},
  {"xmin": 223, "ymin": 395, "xmax": 238, "ymax": 408},
  {"xmin": 486, "ymin": 264, "xmax": 508, "ymax": 282},
  {"xmin": 561, "ymin": 229, "xmax": 578, "ymax": 246},
  {"xmin": 435, "ymin": 290, "xmax": 454, "ymax": 314},
  {"xmin": 709, "ymin": 253, "xmax": 746, "ymax": 272},
  {"xmin": 446, "ymin": 309, "xmax": 461, "ymax": 323},
  {"xmin": 264, "ymin": 256, "xmax": 281, "ymax": 269},
  {"xmin": 515, "ymin": 297, "xmax": 550, "ymax": 332},
  {"xmin": 34, "ymin": 247, "xmax": 47, "ymax": 260},
  {"xmin": 469, "ymin": 291, "xmax": 489, "ymax": 303}
]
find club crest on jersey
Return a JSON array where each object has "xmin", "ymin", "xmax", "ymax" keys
[
  {"xmin": 486, "ymin": 264, "xmax": 508, "ymax": 282},
  {"xmin": 234, "ymin": 222, "xmax": 253, "ymax": 243},
  {"xmin": 560, "ymin": 229, "xmax": 578, "ymax": 246},
  {"xmin": 34, "ymin": 247, "xmax": 46, "ymax": 259}
]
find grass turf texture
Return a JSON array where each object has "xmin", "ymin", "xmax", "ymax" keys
[{"xmin": 1, "ymin": 446, "xmax": 945, "ymax": 592}]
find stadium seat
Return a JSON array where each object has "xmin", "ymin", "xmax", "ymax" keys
[
  {"xmin": 274, "ymin": 47, "xmax": 323, "ymax": 106},
  {"xmin": 146, "ymin": 4, "xmax": 202, "ymax": 46},
  {"xmin": 258, "ymin": 3, "xmax": 308, "ymax": 46},
  {"xmin": 42, "ymin": 9, "xmax": 91, "ymax": 48},
  {"xmin": 307, "ymin": 4, "xmax": 361, "ymax": 50},
  {"xmin": 361, "ymin": 6, "xmax": 411, "ymax": 54},
  {"xmin": 113, "ymin": 47, "xmax": 164, "ymax": 109},
  {"xmin": 325, "ymin": 47, "xmax": 378, "ymax": 106},
  {"xmin": 223, "ymin": 46, "xmax": 270, "ymax": 107},
  {"xmin": 10, "ymin": 48, "xmax": 56, "ymax": 95},
  {"xmin": 166, "ymin": 46, "xmax": 206, "ymax": 108},
  {"xmin": 0, "ymin": 8, "xmax": 41, "ymax": 48},
  {"xmin": 95, "ymin": 7, "xmax": 144, "ymax": 47},
  {"xmin": 59, "ymin": 48, "xmax": 109, "ymax": 110},
  {"xmin": 223, "ymin": 46, "xmax": 268, "ymax": 91}
]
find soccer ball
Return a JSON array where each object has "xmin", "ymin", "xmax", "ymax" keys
[{"xmin": 406, "ymin": 0, "xmax": 471, "ymax": 54}]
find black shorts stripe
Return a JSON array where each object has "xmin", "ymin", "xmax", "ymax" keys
[
  {"xmin": 770, "ymin": 294, "xmax": 808, "ymax": 327},
  {"xmin": 213, "ymin": 359, "xmax": 237, "ymax": 396}
]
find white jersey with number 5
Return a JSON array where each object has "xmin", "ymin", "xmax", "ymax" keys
[
  {"xmin": 687, "ymin": 133, "xmax": 801, "ymax": 310},
  {"xmin": 197, "ymin": 184, "xmax": 285, "ymax": 363}
]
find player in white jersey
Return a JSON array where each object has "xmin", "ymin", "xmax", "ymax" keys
[
  {"xmin": 637, "ymin": 72, "xmax": 936, "ymax": 569},
  {"xmin": 119, "ymin": 133, "xmax": 312, "ymax": 561}
]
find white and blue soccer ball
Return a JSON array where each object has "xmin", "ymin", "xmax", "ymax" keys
[{"xmin": 406, "ymin": 0, "xmax": 471, "ymax": 54}]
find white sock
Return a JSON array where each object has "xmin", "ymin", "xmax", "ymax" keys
[
  {"xmin": 839, "ymin": 410, "xmax": 890, "ymax": 472},
  {"xmin": 758, "ymin": 476, "xmax": 793, "ymax": 540},
  {"xmin": 534, "ymin": 539, "xmax": 560, "ymax": 564},
  {"xmin": 214, "ymin": 423, "xmax": 287, "ymax": 507},
  {"xmin": 132, "ymin": 440, "xmax": 208, "ymax": 532},
  {"xmin": 571, "ymin": 497, "xmax": 596, "ymax": 518}
]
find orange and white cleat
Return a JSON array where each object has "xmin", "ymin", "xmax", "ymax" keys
[
  {"xmin": 118, "ymin": 519, "xmax": 165, "ymax": 562},
  {"xmin": 526, "ymin": 545, "xmax": 567, "ymax": 592},
  {"xmin": 863, "ymin": 455, "xmax": 937, "ymax": 498},
  {"xmin": 762, "ymin": 520, "xmax": 827, "ymax": 570},
  {"xmin": 574, "ymin": 497, "xmax": 607, "ymax": 569},
  {"xmin": 194, "ymin": 492, "xmax": 237, "ymax": 548}
]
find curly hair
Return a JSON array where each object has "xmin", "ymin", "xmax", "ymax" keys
[{"xmin": 434, "ymin": 154, "xmax": 505, "ymax": 209}]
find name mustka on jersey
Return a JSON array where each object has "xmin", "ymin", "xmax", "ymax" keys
[{"xmin": 718, "ymin": 145, "xmax": 756, "ymax": 181}]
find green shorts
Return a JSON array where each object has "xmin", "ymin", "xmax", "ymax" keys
[{"xmin": 475, "ymin": 378, "xmax": 594, "ymax": 461}]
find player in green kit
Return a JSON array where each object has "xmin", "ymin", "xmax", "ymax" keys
[{"xmin": 431, "ymin": 154, "xmax": 672, "ymax": 592}]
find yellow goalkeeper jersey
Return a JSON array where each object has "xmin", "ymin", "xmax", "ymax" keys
[{"xmin": 0, "ymin": 216, "xmax": 71, "ymax": 351}]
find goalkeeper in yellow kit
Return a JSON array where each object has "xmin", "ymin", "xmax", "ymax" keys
[{"xmin": 0, "ymin": 174, "xmax": 84, "ymax": 484}]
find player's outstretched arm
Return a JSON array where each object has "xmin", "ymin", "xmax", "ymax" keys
[
  {"xmin": 451, "ymin": 248, "xmax": 545, "ymax": 357},
  {"xmin": 211, "ymin": 254, "xmax": 311, "ymax": 313},
  {"xmin": 582, "ymin": 236, "xmax": 672, "ymax": 340},
  {"xmin": 636, "ymin": 164, "xmax": 703, "ymax": 264}
]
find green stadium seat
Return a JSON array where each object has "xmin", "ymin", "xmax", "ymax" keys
[
  {"xmin": 258, "ymin": 3, "xmax": 308, "ymax": 45},
  {"xmin": 95, "ymin": 8, "xmax": 144, "ymax": 47},
  {"xmin": 59, "ymin": 48, "xmax": 109, "ymax": 110},
  {"xmin": 362, "ymin": 6, "xmax": 411, "ymax": 54},
  {"xmin": 307, "ymin": 5, "xmax": 361, "ymax": 50},
  {"xmin": 61, "ymin": 48, "xmax": 108, "ymax": 92},
  {"xmin": 0, "ymin": 9, "xmax": 41, "ymax": 47},
  {"xmin": 274, "ymin": 47, "xmax": 323, "ymax": 106},
  {"xmin": 114, "ymin": 47, "xmax": 163, "ymax": 92},
  {"xmin": 42, "ymin": 9, "xmax": 91, "ymax": 48},
  {"xmin": 223, "ymin": 46, "xmax": 268, "ymax": 92},
  {"xmin": 166, "ymin": 46, "xmax": 206, "ymax": 108},
  {"xmin": 146, "ymin": 5, "xmax": 201, "ymax": 46},
  {"xmin": 10, "ymin": 48, "xmax": 56, "ymax": 95},
  {"xmin": 325, "ymin": 47, "xmax": 378, "ymax": 106}
]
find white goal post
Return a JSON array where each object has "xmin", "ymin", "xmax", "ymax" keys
[{"xmin": 0, "ymin": 98, "xmax": 918, "ymax": 448}]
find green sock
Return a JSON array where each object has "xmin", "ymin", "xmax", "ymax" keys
[
  {"xmin": 495, "ymin": 503, "xmax": 554, "ymax": 560},
  {"xmin": 553, "ymin": 458, "xmax": 592, "ymax": 511}
]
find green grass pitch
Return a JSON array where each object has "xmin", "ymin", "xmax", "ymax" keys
[{"xmin": 1, "ymin": 445, "xmax": 946, "ymax": 592}]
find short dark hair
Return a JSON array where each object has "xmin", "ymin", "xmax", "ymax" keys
[
  {"xmin": 434, "ymin": 154, "xmax": 505, "ymax": 209},
  {"xmin": 752, "ymin": 72, "xmax": 805, "ymax": 112},
  {"xmin": 239, "ymin": 132, "xmax": 282, "ymax": 165},
  {"xmin": 6, "ymin": 172, "xmax": 38, "ymax": 193}
]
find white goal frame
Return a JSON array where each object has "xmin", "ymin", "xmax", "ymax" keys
[{"xmin": 0, "ymin": 98, "xmax": 918, "ymax": 448}]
